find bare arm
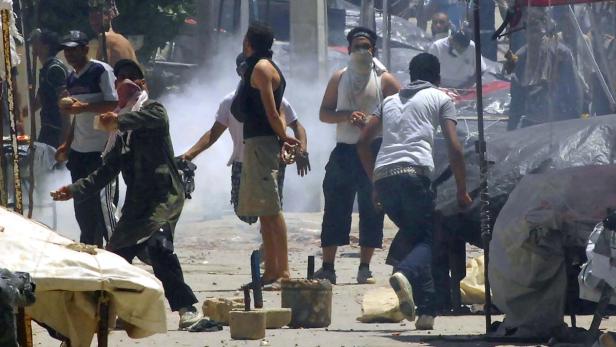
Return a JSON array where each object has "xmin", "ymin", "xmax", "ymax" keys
[
  {"xmin": 357, "ymin": 116, "xmax": 383, "ymax": 181},
  {"xmin": 319, "ymin": 70, "xmax": 355, "ymax": 124},
  {"xmin": 61, "ymin": 100, "xmax": 117, "ymax": 115},
  {"xmin": 381, "ymin": 72, "xmax": 401, "ymax": 98},
  {"xmin": 182, "ymin": 121, "xmax": 228, "ymax": 161},
  {"xmin": 252, "ymin": 60, "xmax": 288, "ymax": 140},
  {"xmin": 288, "ymin": 120, "xmax": 307, "ymax": 152},
  {"xmin": 440, "ymin": 118, "xmax": 471, "ymax": 207}
]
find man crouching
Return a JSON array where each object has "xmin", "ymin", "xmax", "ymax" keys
[{"xmin": 51, "ymin": 59, "xmax": 202, "ymax": 330}]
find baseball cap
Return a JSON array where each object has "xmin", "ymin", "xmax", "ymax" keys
[{"xmin": 60, "ymin": 31, "xmax": 89, "ymax": 48}]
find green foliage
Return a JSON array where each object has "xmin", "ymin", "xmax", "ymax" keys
[{"xmin": 33, "ymin": 0, "xmax": 195, "ymax": 62}]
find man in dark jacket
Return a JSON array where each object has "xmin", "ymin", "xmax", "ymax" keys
[
  {"xmin": 31, "ymin": 29, "xmax": 68, "ymax": 148},
  {"xmin": 51, "ymin": 59, "xmax": 201, "ymax": 330}
]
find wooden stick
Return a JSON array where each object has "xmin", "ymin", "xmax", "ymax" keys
[
  {"xmin": 16, "ymin": 308, "xmax": 33, "ymax": 347},
  {"xmin": 1, "ymin": 9, "xmax": 23, "ymax": 214}
]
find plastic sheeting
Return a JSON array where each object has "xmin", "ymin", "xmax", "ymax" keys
[
  {"xmin": 489, "ymin": 165, "xmax": 616, "ymax": 338},
  {"xmin": 0, "ymin": 207, "xmax": 167, "ymax": 347},
  {"xmin": 579, "ymin": 223, "xmax": 616, "ymax": 305},
  {"xmin": 435, "ymin": 115, "xmax": 616, "ymax": 226}
]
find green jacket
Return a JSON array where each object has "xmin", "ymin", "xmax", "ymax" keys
[{"xmin": 69, "ymin": 101, "xmax": 185, "ymax": 251}]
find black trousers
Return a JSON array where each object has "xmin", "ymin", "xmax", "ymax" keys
[
  {"xmin": 67, "ymin": 150, "xmax": 110, "ymax": 247},
  {"xmin": 321, "ymin": 142, "xmax": 385, "ymax": 248},
  {"xmin": 114, "ymin": 228, "xmax": 198, "ymax": 312}
]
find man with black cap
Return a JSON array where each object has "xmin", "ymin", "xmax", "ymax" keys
[
  {"xmin": 57, "ymin": 30, "xmax": 118, "ymax": 248},
  {"xmin": 316, "ymin": 26, "xmax": 400, "ymax": 285},
  {"xmin": 31, "ymin": 29, "xmax": 68, "ymax": 148},
  {"xmin": 428, "ymin": 28, "xmax": 487, "ymax": 89},
  {"xmin": 52, "ymin": 59, "xmax": 202, "ymax": 330}
]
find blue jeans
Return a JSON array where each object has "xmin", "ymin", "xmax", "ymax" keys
[{"xmin": 375, "ymin": 174, "xmax": 436, "ymax": 316}]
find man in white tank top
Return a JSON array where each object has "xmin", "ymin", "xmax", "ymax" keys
[{"xmin": 315, "ymin": 27, "xmax": 400, "ymax": 285}]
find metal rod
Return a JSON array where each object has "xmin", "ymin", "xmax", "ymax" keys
[
  {"xmin": 250, "ymin": 250, "xmax": 263, "ymax": 308},
  {"xmin": 2, "ymin": 9, "xmax": 23, "ymax": 214},
  {"xmin": 307, "ymin": 255, "xmax": 315, "ymax": 279},
  {"xmin": 243, "ymin": 287, "xmax": 251, "ymax": 311},
  {"xmin": 382, "ymin": 0, "xmax": 391, "ymax": 69},
  {"xmin": 99, "ymin": 1, "xmax": 109, "ymax": 63},
  {"xmin": 471, "ymin": 0, "xmax": 492, "ymax": 334}
]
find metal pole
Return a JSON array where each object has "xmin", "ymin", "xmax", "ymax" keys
[
  {"xmin": 2, "ymin": 9, "xmax": 23, "ymax": 214},
  {"xmin": 382, "ymin": 0, "xmax": 391, "ymax": 69},
  {"xmin": 17, "ymin": 0, "xmax": 36, "ymax": 218},
  {"xmin": 99, "ymin": 0, "xmax": 109, "ymax": 63},
  {"xmin": 360, "ymin": 0, "xmax": 376, "ymax": 31},
  {"xmin": 239, "ymin": 0, "xmax": 249, "ymax": 36},
  {"xmin": 471, "ymin": 0, "xmax": 492, "ymax": 334}
]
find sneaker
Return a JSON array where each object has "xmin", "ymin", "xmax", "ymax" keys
[
  {"xmin": 357, "ymin": 267, "xmax": 376, "ymax": 284},
  {"xmin": 179, "ymin": 306, "xmax": 203, "ymax": 330},
  {"xmin": 389, "ymin": 272, "xmax": 416, "ymax": 322},
  {"xmin": 415, "ymin": 315, "xmax": 435, "ymax": 330},
  {"xmin": 313, "ymin": 267, "xmax": 337, "ymax": 285}
]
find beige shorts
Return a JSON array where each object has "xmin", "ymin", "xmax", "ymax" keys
[{"xmin": 238, "ymin": 136, "xmax": 282, "ymax": 217}]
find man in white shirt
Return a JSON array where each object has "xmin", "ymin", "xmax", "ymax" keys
[
  {"xmin": 182, "ymin": 54, "xmax": 309, "ymax": 225},
  {"xmin": 57, "ymin": 30, "xmax": 118, "ymax": 247},
  {"xmin": 358, "ymin": 52, "xmax": 471, "ymax": 330},
  {"xmin": 428, "ymin": 30, "xmax": 487, "ymax": 89}
]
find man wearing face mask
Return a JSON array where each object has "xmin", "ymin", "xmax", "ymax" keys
[
  {"xmin": 51, "ymin": 59, "xmax": 202, "ymax": 330},
  {"xmin": 428, "ymin": 29, "xmax": 487, "ymax": 89},
  {"xmin": 316, "ymin": 27, "xmax": 401, "ymax": 285},
  {"xmin": 507, "ymin": 8, "xmax": 583, "ymax": 129}
]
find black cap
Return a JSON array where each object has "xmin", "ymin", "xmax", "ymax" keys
[
  {"xmin": 114, "ymin": 59, "xmax": 145, "ymax": 79},
  {"xmin": 60, "ymin": 31, "xmax": 89, "ymax": 48}
]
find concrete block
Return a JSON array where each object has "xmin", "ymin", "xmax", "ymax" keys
[
  {"xmin": 357, "ymin": 287, "xmax": 404, "ymax": 323},
  {"xmin": 281, "ymin": 279, "xmax": 332, "ymax": 328},
  {"xmin": 260, "ymin": 308, "xmax": 292, "ymax": 329},
  {"xmin": 202, "ymin": 297, "xmax": 244, "ymax": 325},
  {"xmin": 229, "ymin": 310, "xmax": 266, "ymax": 340}
]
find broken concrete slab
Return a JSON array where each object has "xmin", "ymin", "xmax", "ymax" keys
[{"xmin": 357, "ymin": 287, "xmax": 404, "ymax": 323}]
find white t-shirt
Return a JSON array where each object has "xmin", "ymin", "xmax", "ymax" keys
[
  {"xmin": 69, "ymin": 60, "xmax": 118, "ymax": 153},
  {"xmin": 374, "ymin": 85, "xmax": 457, "ymax": 173},
  {"xmin": 215, "ymin": 90, "xmax": 298, "ymax": 165},
  {"xmin": 428, "ymin": 37, "xmax": 487, "ymax": 89}
]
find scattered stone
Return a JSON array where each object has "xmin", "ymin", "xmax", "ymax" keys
[
  {"xmin": 357, "ymin": 287, "xmax": 404, "ymax": 323},
  {"xmin": 202, "ymin": 297, "xmax": 245, "ymax": 325},
  {"xmin": 258, "ymin": 308, "xmax": 292, "ymax": 329}
]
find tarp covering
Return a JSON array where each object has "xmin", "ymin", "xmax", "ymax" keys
[
  {"xmin": 579, "ymin": 223, "xmax": 616, "ymax": 305},
  {"xmin": 489, "ymin": 165, "xmax": 616, "ymax": 337},
  {"xmin": 435, "ymin": 115, "xmax": 616, "ymax": 228},
  {"xmin": 0, "ymin": 207, "xmax": 166, "ymax": 347}
]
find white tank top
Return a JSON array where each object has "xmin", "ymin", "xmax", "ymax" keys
[{"xmin": 335, "ymin": 66, "xmax": 383, "ymax": 144}]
